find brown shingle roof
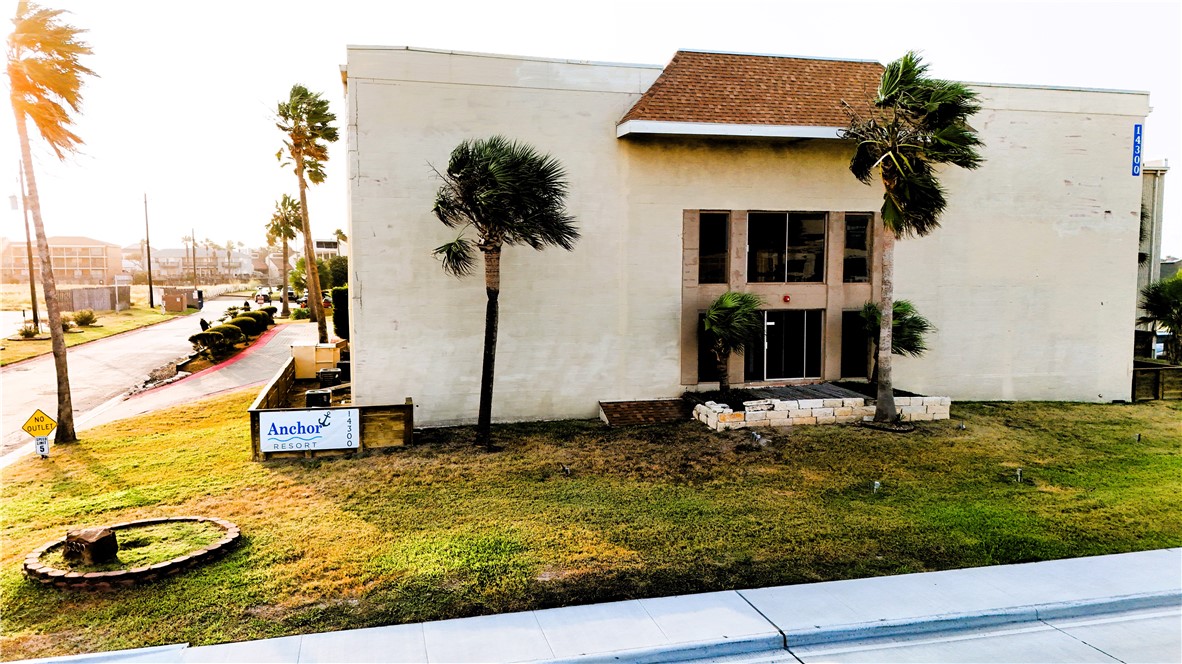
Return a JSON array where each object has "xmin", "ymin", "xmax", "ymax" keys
[{"xmin": 619, "ymin": 50, "xmax": 884, "ymax": 129}]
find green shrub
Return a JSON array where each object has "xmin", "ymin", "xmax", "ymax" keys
[
  {"xmin": 73, "ymin": 309, "xmax": 98, "ymax": 326},
  {"xmin": 188, "ymin": 331, "xmax": 224, "ymax": 360},
  {"xmin": 60, "ymin": 315, "xmax": 74, "ymax": 332},
  {"xmin": 244, "ymin": 309, "xmax": 274, "ymax": 328},
  {"xmin": 262, "ymin": 306, "xmax": 277, "ymax": 317},
  {"xmin": 228, "ymin": 316, "xmax": 261, "ymax": 336},
  {"xmin": 224, "ymin": 306, "xmax": 241, "ymax": 320},
  {"xmin": 332, "ymin": 286, "xmax": 349, "ymax": 340},
  {"xmin": 207, "ymin": 324, "xmax": 243, "ymax": 344},
  {"xmin": 290, "ymin": 307, "xmax": 310, "ymax": 320},
  {"xmin": 18, "ymin": 325, "xmax": 37, "ymax": 339}
]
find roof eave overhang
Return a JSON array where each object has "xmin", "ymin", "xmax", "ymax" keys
[{"xmin": 616, "ymin": 120, "xmax": 844, "ymax": 140}]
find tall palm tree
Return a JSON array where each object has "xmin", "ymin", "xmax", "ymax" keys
[
  {"xmin": 1139, "ymin": 276, "xmax": 1182, "ymax": 364},
  {"xmin": 433, "ymin": 136, "xmax": 578, "ymax": 450},
  {"xmin": 840, "ymin": 51, "xmax": 983, "ymax": 422},
  {"xmin": 277, "ymin": 84, "xmax": 337, "ymax": 343},
  {"xmin": 8, "ymin": 1, "xmax": 96, "ymax": 443},
  {"xmin": 860, "ymin": 300, "xmax": 935, "ymax": 382},
  {"xmin": 333, "ymin": 228, "xmax": 347, "ymax": 247},
  {"xmin": 701, "ymin": 291, "xmax": 763, "ymax": 392},
  {"xmin": 266, "ymin": 194, "xmax": 300, "ymax": 317}
]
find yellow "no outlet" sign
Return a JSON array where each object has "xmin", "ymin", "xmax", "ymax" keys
[{"xmin": 22, "ymin": 409, "xmax": 57, "ymax": 437}]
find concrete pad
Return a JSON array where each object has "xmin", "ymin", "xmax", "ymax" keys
[
  {"xmin": 740, "ymin": 567, "xmax": 1019, "ymax": 644},
  {"xmin": 640, "ymin": 591, "xmax": 781, "ymax": 644},
  {"xmin": 422, "ymin": 611, "xmax": 553, "ymax": 663},
  {"xmin": 533, "ymin": 599, "xmax": 666, "ymax": 659},
  {"xmin": 297, "ymin": 623, "xmax": 427, "ymax": 662},
  {"xmin": 741, "ymin": 549, "xmax": 1182, "ymax": 646},
  {"xmin": 23, "ymin": 644, "xmax": 188, "ymax": 664},
  {"xmin": 180, "ymin": 635, "xmax": 303, "ymax": 663},
  {"xmin": 791, "ymin": 622, "xmax": 1119, "ymax": 663},
  {"xmin": 1047, "ymin": 607, "xmax": 1182, "ymax": 664},
  {"xmin": 973, "ymin": 549, "xmax": 1182, "ymax": 606}
]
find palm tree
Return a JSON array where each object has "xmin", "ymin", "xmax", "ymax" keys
[
  {"xmin": 333, "ymin": 228, "xmax": 347, "ymax": 247},
  {"xmin": 8, "ymin": 1, "xmax": 96, "ymax": 443},
  {"xmin": 266, "ymin": 194, "xmax": 300, "ymax": 317},
  {"xmin": 277, "ymin": 84, "xmax": 338, "ymax": 343},
  {"xmin": 840, "ymin": 51, "xmax": 983, "ymax": 422},
  {"xmin": 701, "ymin": 291, "xmax": 763, "ymax": 392},
  {"xmin": 860, "ymin": 300, "xmax": 935, "ymax": 382},
  {"xmin": 1139, "ymin": 276, "xmax": 1182, "ymax": 364},
  {"xmin": 433, "ymin": 136, "xmax": 578, "ymax": 450}
]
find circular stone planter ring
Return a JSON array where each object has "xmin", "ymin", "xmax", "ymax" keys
[{"xmin": 23, "ymin": 517, "xmax": 240, "ymax": 590}]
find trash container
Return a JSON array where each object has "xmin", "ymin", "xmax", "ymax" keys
[
  {"xmin": 336, "ymin": 360, "xmax": 350, "ymax": 381},
  {"xmin": 305, "ymin": 389, "xmax": 332, "ymax": 408}
]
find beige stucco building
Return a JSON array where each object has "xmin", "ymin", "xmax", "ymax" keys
[{"xmin": 344, "ymin": 46, "xmax": 1151, "ymax": 426}]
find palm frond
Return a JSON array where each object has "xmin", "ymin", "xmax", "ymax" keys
[
  {"xmin": 8, "ymin": 1, "xmax": 95, "ymax": 159},
  {"xmin": 433, "ymin": 237, "xmax": 477, "ymax": 277},
  {"xmin": 431, "ymin": 135, "xmax": 578, "ymax": 272},
  {"xmin": 702, "ymin": 291, "xmax": 764, "ymax": 355}
]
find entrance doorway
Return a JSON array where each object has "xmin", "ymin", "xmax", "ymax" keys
[{"xmin": 744, "ymin": 310, "xmax": 823, "ymax": 381}]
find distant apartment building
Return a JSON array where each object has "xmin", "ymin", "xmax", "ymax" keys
[
  {"xmin": 314, "ymin": 239, "xmax": 341, "ymax": 261},
  {"xmin": 1, "ymin": 236, "xmax": 123, "ymax": 285},
  {"xmin": 120, "ymin": 244, "xmax": 253, "ymax": 283}
]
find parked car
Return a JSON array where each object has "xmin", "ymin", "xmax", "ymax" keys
[{"xmin": 297, "ymin": 291, "xmax": 332, "ymax": 309}]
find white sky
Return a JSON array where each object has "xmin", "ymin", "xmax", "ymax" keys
[{"xmin": 3, "ymin": 0, "xmax": 1180, "ymax": 257}]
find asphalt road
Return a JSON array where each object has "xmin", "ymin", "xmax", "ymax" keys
[{"xmin": 1, "ymin": 298, "xmax": 237, "ymax": 455}]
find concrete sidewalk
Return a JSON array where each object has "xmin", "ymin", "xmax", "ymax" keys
[{"xmin": 21, "ymin": 548, "xmax": 1181, "ymax": 663}]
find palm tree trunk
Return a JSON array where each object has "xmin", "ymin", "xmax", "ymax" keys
[
  {"xmin": 14, "ymin": 109, "xmax": 77, "ymax": 443},
  {"xmin": 477, "ymin": 246, "xmax": 501, "ymax": 451},
  {"xmin": 714, "ymin": 346, "xmax": 730, "ymax": 393},
  {"xmin": 295, "ymin": 158, "xmax": 328, "ymax": 343},
  {"xmin": 280, "ymin": 241, "xmax": 291, "ymax": 318},
  {"xmin": 874, "ymin": 231, "xmax": 897, "ymax": 422}
]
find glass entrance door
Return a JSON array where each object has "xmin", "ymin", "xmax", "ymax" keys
[{"xmin": 744, "ymin": 310, "xmax": 823, "ymax": 381}]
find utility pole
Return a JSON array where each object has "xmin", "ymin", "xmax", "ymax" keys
[
  {"xmin": 190, "ymin": 226, "xmax": 198, "ymax": 291},
  {"xmin": 143, "ymin": 193, "xmax": 154, "ymax": 308},
  {"xmin": 18, "ymin": 160, "xmax": 39, "ymax": 332}
]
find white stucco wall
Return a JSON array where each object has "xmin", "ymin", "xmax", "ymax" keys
[
  {"xmin": 892, "ymin": 83, "xmax": 1148, "ymax": 402},
  {"xmin": 346, "ymin": 47, "xmax": 669, "ymax": 425},
  {"xmin": 347, "ymin": 47, "xmax": 1148, "ymax": 425}
]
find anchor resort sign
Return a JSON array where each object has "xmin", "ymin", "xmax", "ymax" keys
[{"xmin": 260, "ymin": 408, "xmax": 360, "ymax": 452}]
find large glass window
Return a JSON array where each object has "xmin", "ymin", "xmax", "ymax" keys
[
  {"xmin": 747, "ymin": 212, "xmax": 826, "ymax": 283},
  {"xmin": 843, "ymin": 214, "xmax": 871, "ymax": 283},
  {"xmin": 698, "ymin": 212, "xmax": 728, "ymax": 284},
  {"xmin": 747, "ymin": 212, "xmax": 786, "ymax": 282}
]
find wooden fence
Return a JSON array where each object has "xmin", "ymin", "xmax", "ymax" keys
[
  {"xmin": 248, "ymin": 357, "xmax": 414, "ymax": 460},
  {"xmin": 1132, "ymin": 362, "xmax": 1182, "ymax": 401}
]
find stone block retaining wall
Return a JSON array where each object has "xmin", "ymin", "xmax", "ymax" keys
[{"xmin": 693, "ymin": 396, "xmax": 951, "ymax": 431}]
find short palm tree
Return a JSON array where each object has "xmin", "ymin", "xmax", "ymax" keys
[
  {"xmin": 8, "ymin": 1, "xmax": 96, "ymax": 443},
  {"xmin": 433, "ymin": 136, "xmax": 578, "ymax": 450},
  {"xmin": 1139, "ymin": 276, "xmax": 1182, "ymax": 364},
  {"xmin": 277, "ymin": 84, "xmax": 338, "ymax": 343},
  {"xmin": 841, "ymin": 51, "xmax": 983, "ymax": 422},
  {"xmin": 860, "ymin": 300, "xmax": 935, "ymax": 382},
  {"xmin": 266, "ymin": 194, "xmax": 301, "ymax": 317},
  {"xmin": 701, "ymin": 291, "xmax": 764, "ymax": 392}
]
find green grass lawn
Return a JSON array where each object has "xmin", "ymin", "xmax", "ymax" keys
[
  {"xmin": 1, "ymin": 394, "xmax": 1179, "ymax": 660},
  {"xmin": 1, "ymin": 307, "xmax": 187, "ymax": 366}
]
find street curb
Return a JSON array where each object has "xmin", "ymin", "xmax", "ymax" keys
[
  {"xmin": 548, "ymin": 633, "xmax": 785, "ymax": 663},
  {"xmin": 779, "ymin": 590, "xmax": 1182, "ymax": 648},
  {"xmin": 541, "ymin": 591, "xmax": 1181, "ymax": 663}
]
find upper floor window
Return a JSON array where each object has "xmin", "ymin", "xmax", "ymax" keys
[
  {"xmin": 748, "ymin": 212, "xmax": 826, "ymax": 283},
  {"xmin": 699, "ymin": 212, "xmax": 728, "ymax": 284},
  {"xmin": 843, "ymin": 213, "xmax": 872, "ymax": 283}
]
